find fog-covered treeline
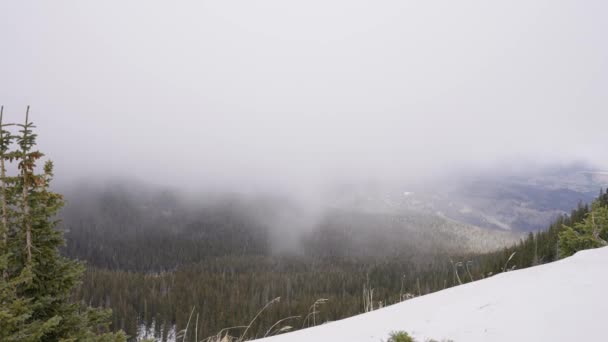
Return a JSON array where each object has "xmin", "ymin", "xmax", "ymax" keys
[
  {"xmin": 61, "ymin": 183, "xmax": 606, "ymax": 341},
  {"xmin": 61, "ymin": 184, "xmax": 517, "ymax": 271}
]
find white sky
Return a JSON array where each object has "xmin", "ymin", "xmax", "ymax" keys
[{"xmin": 1, "ymin": 0, "xmax": 607, "ymax": 191}]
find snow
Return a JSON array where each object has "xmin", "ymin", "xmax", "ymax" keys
[{"xmin": 260, "ymin": 247, "xmax": 608, "ymax": 342}]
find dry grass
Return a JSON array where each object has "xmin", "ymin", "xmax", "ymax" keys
[
  {"xmin": 194, "ymin": 296, "xmax": 300, "ymax": 342},
  {"xmin": 301, "ymin": 298, "xmax": 328, "ymax": 328}
]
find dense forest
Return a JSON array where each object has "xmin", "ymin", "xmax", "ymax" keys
[
  {"xmin": 62, "ymin": 182, "xmax": 608, "ymax": 341},
  {"xmin": 4, "ymin": 1, "xmax": 607, "ymax": 340},
  {"xmin": 1, "ymin": 110, "xmax": 606, "ymax": 342}
]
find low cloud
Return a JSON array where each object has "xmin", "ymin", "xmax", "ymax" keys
[{"xmin": 1, "ymin": 1, "xmax": 606, "ymax": 193}]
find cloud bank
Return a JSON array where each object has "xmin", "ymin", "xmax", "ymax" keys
[{"xmin": 1, "ymin": 0, "xmax": 607, "ymax": 192}]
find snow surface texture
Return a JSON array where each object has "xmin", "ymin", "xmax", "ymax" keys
[{"xmin": 260, "ymin": 247, "xmax": 608, "ymax": 342}]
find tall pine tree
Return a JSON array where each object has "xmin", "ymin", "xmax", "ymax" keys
[{"xmin": 0, "ymin": 107, "xmax": 126, "ymax": 341}]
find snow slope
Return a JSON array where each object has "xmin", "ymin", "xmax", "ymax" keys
[{"xmin": 260, "ymin": 247, "xmax": 608, "ymax": 342}]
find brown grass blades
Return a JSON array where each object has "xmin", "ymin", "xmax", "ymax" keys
[
  {"xmin": 238, "ymin": 296, "xmax": 281, "ymax": 342},
  {"xmin": 465, "ymin": 261, "xmax": 475, "ymax": 282},
  {"xmin": 502, "ymin": 252, "xmax": 517, "ymax": 272},
  {"xmin": 201, "ymin": 325, "xmax": 248, "ymax": 342},
  {"xmin": 176, "ymin": 306, "xmax": 196, "ymax": 342},
  {"xmin": 449, "ymin": 258, "xmax": 463, "ymax": 285},
  {"xmin": 302, "ymin": 298, "xmax": 329, "ymax": 328},
  {"xmin": 198, "ymin": 297, "xmax": 324, "ymax": 342},
  {"xmin": 195, "ymin": 312, "xmax": 199, "ymax": 342},
  {"xmin": 263, "ymin": 316, "xmax": 300, "ymax": 337}
]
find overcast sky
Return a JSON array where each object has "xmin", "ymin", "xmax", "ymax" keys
[{"xmin": 1, "ymin": 1, "xmax": 607, "ymax": 191}]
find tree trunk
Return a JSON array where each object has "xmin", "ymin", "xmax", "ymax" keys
[
  {"xmin": 0, "ymin": 106, "xmax": 7, "ymax": 278},
  {"xmin": 22, "ymin": 106, "xmax": 32, "ymax": 264}
]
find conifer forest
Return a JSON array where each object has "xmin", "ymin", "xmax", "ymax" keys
[
  {"xmin": 3, "ymin": 109, "xmax": 606, "ymax": 341},
  {"xmin": 2, "ymin": 2, "xmax": 608, "ymax": 341}
]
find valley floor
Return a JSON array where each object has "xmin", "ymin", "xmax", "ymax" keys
[{"xmin": 260, "ymin": 247, "xmax": 608, "ymax": 342}]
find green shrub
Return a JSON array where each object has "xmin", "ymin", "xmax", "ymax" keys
[
  {"xmin": 558, "ymin": 204, "xmax": 608, "ymax": 257},
  {"xmin": 386, "ymin": 330, "xmax": 415, "ymax": 342}
]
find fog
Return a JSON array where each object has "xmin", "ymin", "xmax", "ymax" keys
[{"xmin": 1, "ymin": 1, "xmax": 607, "ymax": 194}]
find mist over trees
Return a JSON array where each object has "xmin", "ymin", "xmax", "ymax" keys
[
  {"xmin": 2, "ymin": 1, "xmax": 607, "ymax": 341},
  {"xmin": 60, "ymin": 178, "xmax": 607, "ymax": 341},
  {"xmin": 0, "ymin": 108, "xmax": 605, "ymax": 342}
]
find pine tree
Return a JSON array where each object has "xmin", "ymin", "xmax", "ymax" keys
[
  {"xmin": 558, "ymin": 202, "xmax": 608, "ymax": 258},
  {"xmin": 599, "ymin": 188, "xmax": 608, "ymax": 207},
  {"xmin": 0, "ymin": 105, "xmax": 14, "ymax": 278},
  {"xmin": 0, "ymin": 106, "xmax": 35, "ymax": 341},
  {"xmin": 0, "ymin": 107, "xmax": 126, "ymax": 341}
]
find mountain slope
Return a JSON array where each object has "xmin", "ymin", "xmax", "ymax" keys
[
  {"xmin": 61, "ymin": 184, "xmax": 517, "ymax": 271},
  {"xmin": 261, "ymin": 246, "xmax": 608, "ymax": 342}
]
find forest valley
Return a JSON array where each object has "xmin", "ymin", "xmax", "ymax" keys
[
  {"xmin": 1, "ymin": 110, "xmax": 607, "ymax": 342},
  {"xmin": 64, "ymin": 186, "xmax": 608, "ymax": 341}
]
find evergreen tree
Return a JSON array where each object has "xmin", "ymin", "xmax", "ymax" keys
[
  {"xmin": 599, "ymin": 188, "xmax": 608, "ymax": 207},
  {"xmin": 558, "ymin": 203, "xmax": 608, "ymax": 258},
  {"xmin": 0, "ymin": 105, "xmax": 15, "ymax": 278},
  {"xmin": 0, "ymin": 107, "xmax": 126, "ymax": 341}
]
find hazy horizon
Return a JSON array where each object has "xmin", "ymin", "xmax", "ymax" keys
[{"xmin": 2, "ymin": 1, "xmax": 607, "ymax": 193}]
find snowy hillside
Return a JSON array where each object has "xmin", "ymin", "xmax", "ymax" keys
[{"xmin": 260, "ymin": 247, "xmax": 608, "ymax": 342}]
